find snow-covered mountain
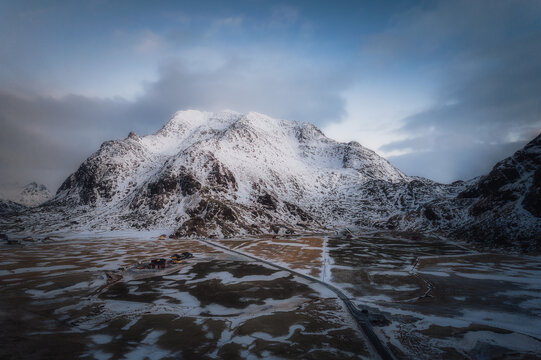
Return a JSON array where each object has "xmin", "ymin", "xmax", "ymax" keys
[
  {"xmin": 389, "ymin": 133, "xmax": 541, "ymax": 250},
  {"xmin": 15, "ymin": 182, "xmax": 52, "ymax": 207},
  {"xmin": 0, "ymin": 182, "xmax": 51, "ymax": 213},
  {"xmin": 1, "ymin": 110, "xmax": 539, "ymax": 250},
  {"xmin": 46, "ymin": 110, "xmax": 414, "ymax": 236}
]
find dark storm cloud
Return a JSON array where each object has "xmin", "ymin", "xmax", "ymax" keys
[
  {"xmin": 375, "ymin": 0, "xmax": 541, "ymax": 181},
  {"xmin": 0, "ymin": 56, "xmax": 350, "ymax": 196},
  {"xmin": 0, "ymin": 91, "xmax": 135, "ymax": 196}
]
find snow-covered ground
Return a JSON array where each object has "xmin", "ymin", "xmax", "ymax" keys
[
  {"xmin": 213, "ymin": 233, "xmax": 541, "ymax": 359},
  {"xmin": 2, "ymin": 232, "xmax": 540, "ymax": 358},
  {"xmin": 0, "ymin": 233, "xmax": 373, "ymax": 359}
]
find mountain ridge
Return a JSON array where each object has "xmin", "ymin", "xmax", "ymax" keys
[{"xmin": 1, "ymin": 110, "xmax": 539, "ymax": 250}]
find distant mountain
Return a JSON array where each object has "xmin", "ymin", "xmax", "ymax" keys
[
  {"xmin": 16, "ymin": 182, "xmax": 52, "ymax": 207},
  {"xmin": 2, "ymin": 110, "xmax": 539, "ymax": 251},
  {"xmin": 0, "ymin": 182, "xmax": 51, "ymax": 213}
]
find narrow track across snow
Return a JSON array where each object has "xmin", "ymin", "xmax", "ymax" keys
[{"xmin": 197, "ymin": 238, "xmax": 396, "ymax": 360}]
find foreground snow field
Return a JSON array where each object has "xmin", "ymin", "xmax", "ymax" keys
[{"xmin": 1, "ymin": 232, "xmax": 540, "ymax": 359}]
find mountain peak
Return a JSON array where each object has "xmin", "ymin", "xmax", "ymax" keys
[
  {"xmin": 524, "ymin": 132, "xmax": 541, "ymax": 153},
  {"xmin": 127, "ymin": 131, "xmax": 139, "ymax": 140},
  {"xmin": 157, "ymin": 110, "xmax": 244, "ymax": 138},
  {"xmin": 17, "ymin": 182, "xmax": 52, "ymax": 207}
]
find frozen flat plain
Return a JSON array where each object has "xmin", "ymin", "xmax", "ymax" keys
[
  {"xmin": 1, "ymin": 232, "xmax": 540, "ymax": 359},
  {"xmin": 0, "ymin": 234, "xmax": 370, "ymax": 360},
  {"xmin": 215, "ymin": 234, "xmax": 541, "ymax": 359}
]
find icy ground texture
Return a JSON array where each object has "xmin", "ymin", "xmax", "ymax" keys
[
  {"xmin": 0, "ymin": 234, "xmax": 371, "ymax": 359},
  {"xmin": 214, "ymin": 233, "xmax": 541, "ymax": 359},
  {"xmin": 2, "ymin": 230, "xmax": 540, "ymax": 359}
]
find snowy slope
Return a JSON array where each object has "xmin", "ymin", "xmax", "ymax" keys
[{"xmin": 0, "ymin": 199, "xmax": 27, "ymax": 214}]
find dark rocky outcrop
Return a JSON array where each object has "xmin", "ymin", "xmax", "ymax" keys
[
  {"xmin": 207, "ymin": 162, "xmax": 237, "ymax": 193},
  {"xmin": 257, "ymin": 193, "xmax": 277, "ymax": 210},
  {"xmin": 522, "ymin": 167, "xmax": 541, "ymax": 218},
  {"xmin": 179, "ymin": 170, "xmax": 201, "ymax": 196}
]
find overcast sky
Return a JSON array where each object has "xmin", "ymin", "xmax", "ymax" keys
[{"xmin": 1, "ymin": 0, "xmax": 540, "ymax": 197}]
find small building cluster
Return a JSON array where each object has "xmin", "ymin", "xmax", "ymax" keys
[{"xmin": 136, "ymin": 252, "xmax": 193, "ymax": 270}]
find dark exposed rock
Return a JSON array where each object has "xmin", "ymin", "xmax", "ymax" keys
[
  {"xmin": 423, "ymin": 206, "xmax": 440, "ymax": 221},
  {"xmin": 257, "ymin": 193, "xmax": 277, "ymax": 210},
  {"xmin": 523, "ymin": 167, "xmax": 541, "ymax": 217},
  {"xmin": 179, "ymin": 170, "xmax": 201, "ymax": 196},
  {"xmin": 129, "ymin": 167, "xmax": 203, "ymax": 211},
  {"xmin": 177, "ymin": 198, "xmax": 251, "ymax": 237},
  {"xmin": 295, "ymin": 123, "xmax": 324, "ymax": 142},
  {"xmin": 148, "ymin": 174, "xmax": 178, "ymax": 197},
  {"xmin": 284, "ymin": 202, "xmax": 312, "ymax": 222}
]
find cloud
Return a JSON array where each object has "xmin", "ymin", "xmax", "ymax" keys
[
  {"xmin": 322, "ymin": 83, "xmax": 430, "ymax": 156},
  {"xmin": 135, "ymin": 30, "xmax": 166, "ymax": 54},
  {"xmin": 0, "ymin": 52, "xmax": 352, "ymax": 196},
  {"xmin": 0, "ymin": 90, "xmax": 136, "ymax": 197},
  {"xmin": 388, "ymin": 141, "xmax": 528, "ymax": 182},
  {"xmin": 270, "ymin": 5, "xmax": 299, "ymax": 27},
  {"xmin": 2, "ymin": 0, "xmax": 539, "ymax": 194},
  {"xmin": 140, "ymin": 53, "xmax": 351, "ymax": 124},
  {"xmin": 213, "ymin": 16, "xmax": 243, "ymax": 29},
  {"xmin": 365, "ymin": 0, "xmax": 541, "ymax": 182}
]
